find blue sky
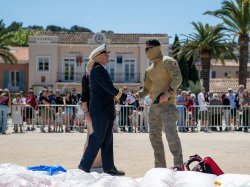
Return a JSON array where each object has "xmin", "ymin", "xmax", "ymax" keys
[{"xmin": 1, "ymin": 0, "xmax": 223, "ymax": 43}]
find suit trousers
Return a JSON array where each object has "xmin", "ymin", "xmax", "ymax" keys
[
  {"xmin": 84, "ymin": 120, "xmax": 102, "ymax": 168},
  {"xmin": 79, "ymin": 114, "xmax": 115, "ymax": 172}
]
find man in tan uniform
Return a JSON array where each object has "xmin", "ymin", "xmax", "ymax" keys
[{"xmin": 134, "ymin": 39, "xmax": 183, "ymax": 168}]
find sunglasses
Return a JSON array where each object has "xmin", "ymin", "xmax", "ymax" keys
[
  {"xmin": 145, "ymin": 47, "xmax": 154, "ymax": 52},
  {"xmin": 99, "ymin": 51, "xmax": 109, "ymax": 57}
]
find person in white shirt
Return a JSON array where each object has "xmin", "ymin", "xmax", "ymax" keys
[
  {"xmin": 226, "ymin": 88, "xmax": 237, "ymax": 128},
  {"xmin": 12, "ymin": 93, "xmax": 26, "ymax": 133},
  {"xmin": 55, "ymin": 107, "xmax": 65, "ymax": 133},
  {"xmin": 198, "ymin": 87, "xmax": 210, "ymax": 132},
  {"xmin": 19, "ymin": 91, "xmax": 27, "ymax": 104}
]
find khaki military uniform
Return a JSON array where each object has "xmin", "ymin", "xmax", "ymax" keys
[{"xmin": 135, "ymin": 52, "xmax": 183, "ymax": 168}]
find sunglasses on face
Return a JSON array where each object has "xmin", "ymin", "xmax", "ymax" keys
[
  {"xmin": 145, "ymin": 47, "xmax": 154, "ymax": 52},
  {"xmin": 98, "ymin": 51, "xmax": 109, "ymax": 57}
]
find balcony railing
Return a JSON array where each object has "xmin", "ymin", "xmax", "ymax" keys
[
  {"xmin": 57, "ymin": 72, "xmax": 141, "ymax": 83},
  {"xmin": 7, "ymin": 83, "xmax": 25, "ymax": 92}
]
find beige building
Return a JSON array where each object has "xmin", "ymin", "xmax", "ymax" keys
[
  {"xmin": 2, "ymin": 32, "xmax": 244, "ymax": 95},
  {"xmin": 195, "ymin": 59, "xmax": 250, "ymax": 79},
  {"xmin": 195, "ymin": 59, "xmax": 250, "ymax": 93},
  {"xmin": 28, "ymin": 32, "xmax": 169, "ymax": 94}
]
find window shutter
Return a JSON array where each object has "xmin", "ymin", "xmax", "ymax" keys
[
  {"xmin": 19, "ymin": 71, "xmax": 25, "ymax": 91},
  {"xmin": 3, "ymin": 71, "xmax": 9, "ymax": 88},
  {"xmin": 117, "ymin": 56, "xmax": 123, "ymax": 63}
]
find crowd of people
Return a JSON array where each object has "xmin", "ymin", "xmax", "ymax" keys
[
  {"xmin": 1, "ymin": 85, "xmax": 250, "ymax": 135},
  {"xmin": 1, "ymin": 84, "xmax": 250, "ymax": 135},
  {"xmin": 0, "ymin": 87, "xmax": 83, "ymax": 134},
  {"xmin": 176, "ymin": 85, "xmax": 250, "ymax": 133}
]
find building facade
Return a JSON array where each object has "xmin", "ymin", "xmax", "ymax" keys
[
  {"xmin": 28, "ymin": 32, "xmax": 169, "ymax": 94},
  {"xmin": 195, "ymin": 59, "xmax": 250, "ymax": 93},
  {"xmin": 195, "ymin": 59, "xmax": 250, "ymax": 79},
  {"xmin": 2, "ymin": 32, "xmax": 247, "ymax": 94},
  {"xmin": 0, "ymin": 47, "xmax": 29, "ymax": 92}
]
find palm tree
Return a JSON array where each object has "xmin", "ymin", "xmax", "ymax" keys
[
  {"xmin": 205, "ymin": 0, "xmax": 250, "ymax": 87},
  {"xmin": 0, "ymin": 20, "xmax": 17, "ymax": 64},
  {"xmin": 12, "ymin": 29, "xmax": 35, "ymax": 47},
  {"xmin": 177, "ymin": 22, "xmax": 237, "ymax": 92}
]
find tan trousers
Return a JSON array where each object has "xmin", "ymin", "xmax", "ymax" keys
[
  {"xmin": 84, "ymin": 121, "xmax": 102, "ymax": 168},
  {"xmin": 149, "ymin": 104, "xmax": 183, "ymax": 168}
]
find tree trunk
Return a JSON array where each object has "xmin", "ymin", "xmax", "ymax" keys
[
  {"xmin": 200, "ymin": 51, "xmax": 212, "ymax": 92},
  {"xmin": 238, "ymin": 34, "xmax": 249, "ymax": 87}
]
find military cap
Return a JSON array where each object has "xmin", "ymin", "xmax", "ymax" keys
[
  {"xmin": 89, "ymin": 44, "xmax": 110, "ymax": 60},
  {"xmin": 146, "ymin": 39, "xmax": 161, "ymax": 48}
]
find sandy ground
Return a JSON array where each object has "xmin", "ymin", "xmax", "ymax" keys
[{"xmin": 0, "ymin": 130, "xmax": 250, "ymax": 178}]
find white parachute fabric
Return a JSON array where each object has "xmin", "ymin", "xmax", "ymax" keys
[{"xmin": 1, "ymin": 164, "xmax": 250, "ymax": 187}]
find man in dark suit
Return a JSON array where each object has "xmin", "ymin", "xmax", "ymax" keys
[{"xmin": 78, "ymin": 44, "xmax": 127, "ymax": 176}]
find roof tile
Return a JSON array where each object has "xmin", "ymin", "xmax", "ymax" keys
[{"xmin": 33, "ymin": 31, "xmax": 167, "ymax": 44}]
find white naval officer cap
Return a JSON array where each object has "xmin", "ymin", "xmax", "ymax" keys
[{"xmin": 89, "ymin": 44, "xmax": 110, "ymax": 60}]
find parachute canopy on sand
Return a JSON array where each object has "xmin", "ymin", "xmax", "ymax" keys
[{"xmin": 0, "ymin": 164, "xmax": 250, "ymax": 187}]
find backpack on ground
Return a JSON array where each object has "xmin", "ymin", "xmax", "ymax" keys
[{"xmin": 173, "ymin": 154, "xmax": 224, "ymax": 176}]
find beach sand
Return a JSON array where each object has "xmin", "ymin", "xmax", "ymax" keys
[{"xmin": 0, "ymin": 131, "xmax": 249, "ymax": 178}]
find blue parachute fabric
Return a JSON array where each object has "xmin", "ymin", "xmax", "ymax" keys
[{"xmin": 27, "ymin": 165, "xmax": 67, "ymax": 175}]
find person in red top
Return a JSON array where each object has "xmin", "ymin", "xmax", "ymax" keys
[
  {"xmin": 185, "ymin": 93, "xmax": 195, "ymax": 132},
  {"xmin": 25, "ymin": 89, "xmax": 38, "ymax": 131}
]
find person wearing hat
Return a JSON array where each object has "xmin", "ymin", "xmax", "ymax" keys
[
  {"xmin": 0, "ymin": 89, "xmax": 11, "ymax": 134},
  {"xmin": 209, "ymin": 93, "xmax": 222, "ymax": 131},
  {"xmin": 78, "ymin": 44, "xmax": 127, "ymax": 176},
  {"xmin": 81, "ymin": 59, "xmax": 102, "ymax": 168},
  {"xmin": 132, "ymin": 39, "xmax": 183, "ymax": 169}
]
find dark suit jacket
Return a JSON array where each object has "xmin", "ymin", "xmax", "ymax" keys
[
  {"xmin": 89, "ymin": 62, "xmax": 126, "ymax": 120},
  {"xmin": 81, "ymin": 74, "xmax": 90, "ymax": 109}
]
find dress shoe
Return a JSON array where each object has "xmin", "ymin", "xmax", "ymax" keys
[{"xmin": 104, "ymin": 168, "xmax": 125, "ymax": 176}]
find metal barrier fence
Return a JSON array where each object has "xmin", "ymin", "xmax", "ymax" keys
[
  {"xmin": 10, "ymin": 104, "xmax": 85, "ymax": 133},
  {"xmin": 4, "ymin": 104, "xmax": 250, "ymax": 133},
  {"xmin": 115, "ymin": 105, "xmax": 150, "ymax": 133},
  {"xmin": 176, "ymin": 105, "xmax": 250, "ymax": 132}
]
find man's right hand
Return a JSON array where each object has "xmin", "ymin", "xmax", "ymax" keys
[
  {"xmin": 126, "ymin": 94, "xmax": 136, "ymax": 104},
  {"xmin": 159, "ymin": 94, "xmax": 168, "ymax": 103}
]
